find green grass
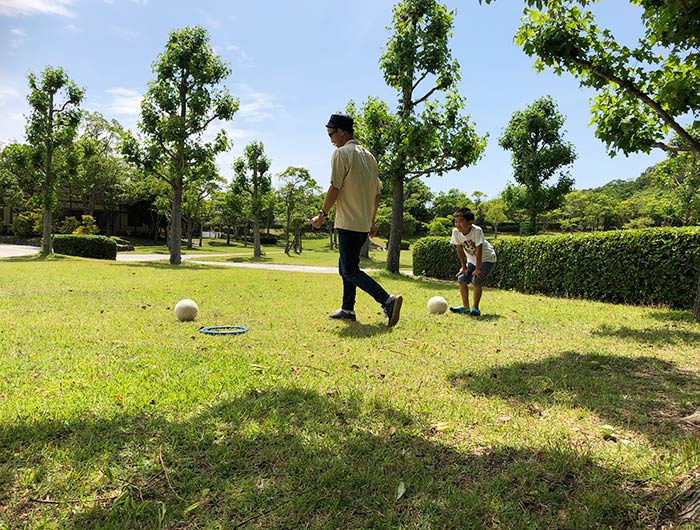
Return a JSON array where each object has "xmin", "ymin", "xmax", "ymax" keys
[{"xmin": 1, "ymin": 254, "xmax": 699, "ymax": 529}]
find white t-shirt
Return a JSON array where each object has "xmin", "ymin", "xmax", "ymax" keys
[{"xmin": 450, "ymin": 225, "xmax": 497, "ymax": 265}]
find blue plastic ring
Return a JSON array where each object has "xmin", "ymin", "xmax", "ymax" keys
[{"xmin": 199, "ymin": 325, "xmax": 249, "ymax": 335}]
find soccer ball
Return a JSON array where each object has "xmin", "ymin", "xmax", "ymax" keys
[
  {"xmin": 427, "ymin": 296, "xmax": 448, "ymax": 315},
  {"xmin": 174, "ymin": 298, "xmax": 198, "ymax": 321}
]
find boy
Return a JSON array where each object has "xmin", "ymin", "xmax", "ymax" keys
[{"xmin": 449, "ymin": 208, "xmax": 497, "ymax": 316}]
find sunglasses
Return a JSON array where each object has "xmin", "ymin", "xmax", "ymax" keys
[{"xmin": 328, "ymin": 129, "xmax": 338, "ymax": 138}]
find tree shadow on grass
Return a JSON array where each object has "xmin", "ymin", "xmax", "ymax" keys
[
  {"xmin": 0, "ymin": 386, "xmax": 673, "ymax": 529},
  {"xmin": 592, "ymin": 323, "xmax": 700, "ymax": 346},
  {"xmin": 647, "ymin": 309, "xmax": 698, "ymax": 323},
  {"xmin": 449, "ymin": 351, "xmax": 700, "ymax": 445}
]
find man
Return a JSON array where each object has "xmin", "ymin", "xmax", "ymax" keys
[{"xmin": 311, "ymin": 113, "xmax": 402, "ymax": 327}]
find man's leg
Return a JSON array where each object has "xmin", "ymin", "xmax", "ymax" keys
[{"xmin": 337, "ymin": 229, "xmax": 390, "ymax": 306}]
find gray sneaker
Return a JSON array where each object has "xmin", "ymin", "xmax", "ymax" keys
[
  {"xmin": 383, "ymin": 295, "xmax": 403, "ymax": 327},
  {"xmin": 329, "ymin": 308, "xmax": 356, "ymax": 321}
]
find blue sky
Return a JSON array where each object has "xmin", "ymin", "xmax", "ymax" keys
[{"xmin": 0, "ymin": 0, "xmax": 667, "ymax": 200}]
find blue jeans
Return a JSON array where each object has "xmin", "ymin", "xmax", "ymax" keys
[{"xmin": 337, "ymin": 228, "xmax": 390, "ymax": 311}]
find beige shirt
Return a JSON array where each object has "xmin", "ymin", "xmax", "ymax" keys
[{"xmin": 330, "ymin": 139, "xmax": 382, "ymax": 232}]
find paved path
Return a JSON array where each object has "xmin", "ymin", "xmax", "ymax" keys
[
  {"xmin": 0, "ymin": 244, "xmax": 40, "ymax": 258},
  {"xmin": 0, "ymin": 244, "xmax": 405, "ymax": 274}
]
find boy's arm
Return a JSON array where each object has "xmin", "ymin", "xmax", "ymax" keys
[{"xmin": 455, "ymin": 244, "xmax": 467, "ymax": 275}]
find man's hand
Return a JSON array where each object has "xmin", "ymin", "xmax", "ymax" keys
[
  {"xmin": 311, "ymin": 214, "xmax": 325, "ymax": 229},
  {"xmin": 369, "ymin": 221, "xmax": 377, "ymax": 238}
]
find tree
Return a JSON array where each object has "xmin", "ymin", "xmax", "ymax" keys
[
  {"xmin": 25, "ymin": 66, "xmax": 84, "ymax": 255},
  {"xmin": 70, "ymin": 112, "xmax": 133, "ymax": 235},
  {"xmin": 484, "ymin": 0, "xmax": 700, "ymax": 316},
  {"xmin": 482, "ymin": 198, "xmax": 508, "ymax": 237},
  {"xmin": 277, "ymin": 166, "xmax": 320, "ymax": 255},
  {"xmin": 498, "ymin": 96, "xmax": 576, "ymax": 234},
  {"xmin": 215, "ymin": 184, "xmax": 246, "ymax": 245},
  {"xmin": 651, "ymin": 129, "xmax": 700, "ymax": 226},
  {"xmin": 350, "ymin": 0, "xmax": 487, "ymax": 273},
  {"xmin": 233, "ymin": 141, "xmax": 271, "ymax": 258},
  {"xmin": 0, "ymin": 143, "xmax": 40, "ymax": 211},
  {"xmin": 182, "ymin": 161, "xmax": 223, "ymax": 249},
  {"xmin": 431, "ymin": 188, "xmax": 473, "ymax": 218},
  {"xmin": 123, "ymin": 26, "xmax": 237, "ymax": 264}
]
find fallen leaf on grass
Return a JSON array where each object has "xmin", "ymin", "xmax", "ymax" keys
[
  {"xmin": 396, "ymin": 481, "xmax": 406, "ymax": 500},
  {"xmin": 497, "ymin": 416, "xmax": 512, "ymax": 423},
  {"xmin": 430, "ymin": 421, "xmax": 452, "ymax": 432}
]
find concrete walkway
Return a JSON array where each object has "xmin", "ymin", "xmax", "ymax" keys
[
  {"xmin": 0, "ymin": 244, "xmax": 40, "ymax": 258},
  {"xmin": 0, "ymin": 244, "xmax": 400, "ymax": 274}
]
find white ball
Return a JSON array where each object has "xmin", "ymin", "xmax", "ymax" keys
[
  {"xmin": 427, "ymin": 296, "xmax": 448, "ymax": 314},
  {"xmin": 174, "ymin": 298, "xmax": 198, "ymax": 321}
]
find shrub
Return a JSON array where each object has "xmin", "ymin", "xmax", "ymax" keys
[
  {"xmin": 58, "ymin": 216, "xmax": 80, "ymax": 234},
  {"xmin": 53, "ymin": 235, "xmax": 117, "ymax": 260},
  {"xmin": 412, "ymin": 236, "xmax": 459, "ymax": 280},
  {"xmin": 415, "ymin": 228, "xmax": 700, "ymax": 310},
  {"xmin": 400, "ymin": 240, "xmax": 410, "ymax": 250},
  {"xmin": 427, "ymin": 216, "xmax": 454, "ymax": 236},
  {"xmin": 73, "ymin": 215, "xmax": 100, "ymax": 235},
  {"xmin": 12, "ymin": 209, "xmax": 42, "ymax": 238}
]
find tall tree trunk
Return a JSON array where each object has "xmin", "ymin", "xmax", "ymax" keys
[
  {"xmin": 253, "ymin": 218, "xmax": 261, "ymax": 257},
  {"xmin": 41, "ymin": 207, "xmax": 53, "ymax": 255},
  {"xmin": 693, "ymin": 275, "xmax": 700, "ymax": 321},
  {"xmin": 386, "ymin": 174, "xmax": 404, "ymax": 273},
  {"xmin": 170, "ymin": 181, "xmax": 183, "ymax": 265}
]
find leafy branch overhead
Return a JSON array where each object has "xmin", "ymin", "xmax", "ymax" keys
[{"xmin": 481, "ymin": 0, "xmax": 699, "ymax": 157}]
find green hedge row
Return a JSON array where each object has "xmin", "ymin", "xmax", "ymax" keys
[
  {"xmin": 413, "ymin": 227, "xmax": 700, "ymax": 310},
  {"xmin": 412, "ymin": 236, "xmax": 461, "ymax": 280},
  {"xmin": 53, "ymin": 235, "xmax": 118, "ymax": 260}
]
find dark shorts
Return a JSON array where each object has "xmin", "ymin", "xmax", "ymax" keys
[{"xmin": 457, "ymin": 261, "xmax": 496, "ymax": 285}]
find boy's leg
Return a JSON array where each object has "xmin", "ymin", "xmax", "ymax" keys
[
  {"xmin": 471, "ymin": 262, "xmax": 495, "ymax": 312},
  {"xmin": 459, "ymin": 281, "xmax": 471, "ymax": 309},
  {"xmin": 472, "ymin": 283, "xmax": 482, "ymax": 309}
]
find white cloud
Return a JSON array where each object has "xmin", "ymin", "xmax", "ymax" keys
[
  {"xmin": 8, "ymin": 27, "xmax": 26, "ymax": 49},
  {"xmin": 0, "ymin": 83, "xmax": 27, "ymax": 144},
  {"xmin": 88, "ymin": 88, "xmax": 142, "ymax": 132},
  {"xmin": 234, "ymin": 84, "xmax": 282, "ymax": 124},
  {"xmin": 225, "ymin": 44, "xmax": 254, "ymax": 68},
  {"xmin": 0, "ymin": 0, "xmax": 76, "ymax": 17},
  {"xmin": 102, "ymin": 87, "xmax": 142, "ymax": 115}
]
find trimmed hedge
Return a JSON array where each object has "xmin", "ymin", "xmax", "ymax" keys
[
  {"xmin": 53, "ymin": 234, "xmax": 118, "ymax": 260},
  {"xmin": 413, "ymin": 227, "xmax": 700, "ymax": 310},
  {"xmin": 412, "ymin": 236, "xmax": 460, "ymax": 280}
]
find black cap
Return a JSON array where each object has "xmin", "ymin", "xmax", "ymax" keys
[{"xmin": 325, "ymin": 113, "xmax": 353, "ymax": 132}]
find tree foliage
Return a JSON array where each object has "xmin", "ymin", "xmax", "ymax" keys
[
  {"xmin": 350, "ymin": 0, "xmax": 486, "ymax": 273},
  {"xmin": 123, "ymin": 26, "xmax": 237, "ymax": 264},
  {"xmin": 480, "ymin": 0, "xmax": 700, "ymax": 156},
  {"xmin": 25, "ymin": 66, "xmax": 84, "ymax": 255},
  {"xmin": 277, "ymin": 166, "xmax": 320, "ymax": 255},
  {"xmin": 233, "ymin": 141, "xmax": 272, "ymax": 258},
  {"xmin": 499, "ymin": 96, "xmax": 576, "ymax": 234}
]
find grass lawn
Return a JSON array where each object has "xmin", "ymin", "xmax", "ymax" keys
[{"xmin": 1, "ymin": 254, "xmax": 699, "ymax": 529}]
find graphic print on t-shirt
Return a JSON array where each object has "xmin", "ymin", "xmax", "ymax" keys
[{"xmin": 462, "ymin": 239, "xmax": 477, "ymax": 255}]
